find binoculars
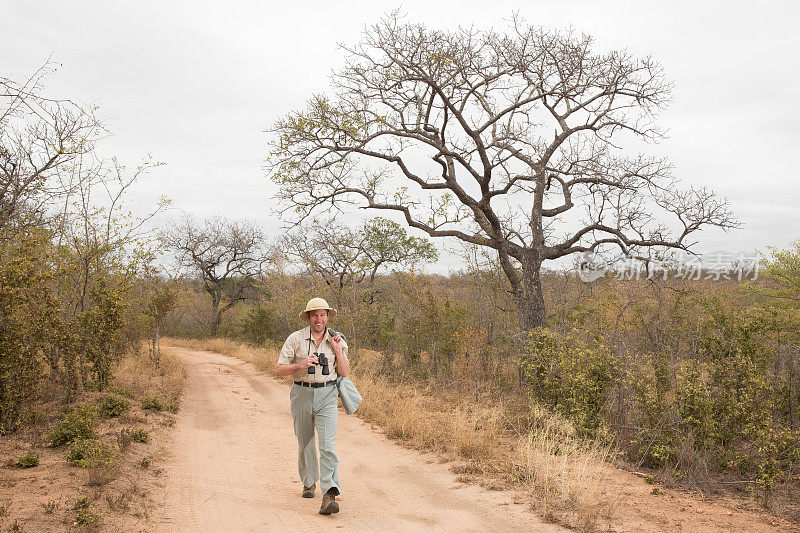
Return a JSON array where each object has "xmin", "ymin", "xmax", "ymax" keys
[{"xmin": 307, "ymin": 352, "xmax": 330, "ymax": 375}]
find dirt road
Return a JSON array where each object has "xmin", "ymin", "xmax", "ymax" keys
[{"xmin": 151, "ymin": 347, "xmax": 563, "ymax": 532}]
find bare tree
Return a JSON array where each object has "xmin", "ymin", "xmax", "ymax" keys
[
  {"xmin": 283, "ymin": 216, "xmax": 437, "ymax": 291},
  {"xmin": 1, "ymin": 59, "xmax": 102, "ymax": 232},
  {"xmin": 268, "ymin": 14, "xmax": 738, "ymax": 330},
  {"xmin": 143, "ymin": 277, "xmax": 177, "ymax": 368},
  {"xmin": 162, "ymin": 215, "xmax": 271, "ymax": 336}
]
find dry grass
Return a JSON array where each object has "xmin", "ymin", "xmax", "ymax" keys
[
  {"xmin": 161, "ymin": 337, "xmax": 277, "ymax": 372},
  {"xmin": 172, "ymin": 337, "xmax": 616, "ymax": 530},
  {"xmin": 114, "ymin": 343, "xmax": 186, "ymax": 402},
  {"xmin": 518, "ymin": 409, "xmax": 615, "ymax": 529},
  {"xmin": 354, "ymin": 349, "xmax": 502, "ymax": 468}
]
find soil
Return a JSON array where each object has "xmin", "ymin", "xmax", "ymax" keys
[{"xmin": 0, "ymin": 391, "xmax": 178, "ymax": 532}]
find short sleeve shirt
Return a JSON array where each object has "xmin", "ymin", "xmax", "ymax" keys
[{"xmin": 277, "ymin": 326, "xmax": 349, "ymax": 383}]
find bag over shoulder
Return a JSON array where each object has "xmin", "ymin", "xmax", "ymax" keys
[{"xmin": 336, "ymin": 376, "xmax": 362, "ymax": 415}]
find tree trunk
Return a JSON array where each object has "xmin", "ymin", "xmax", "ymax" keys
[
  {"xmin": 210, "ymin": 295, "xmax": 222, "ymax": 336},
  {"xmin": 515, "ymin": 253, "xmax": 547, "ymax": 331},
  {"xmin": 155, "ymin": 326, "xmax": 161, "ymax": 370},
  {"xmin": 211, "ymin": 310, "xmax": 222, "ymax": 337}
]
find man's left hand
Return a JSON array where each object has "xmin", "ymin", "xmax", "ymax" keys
[{"xmin": 330, "ymin": 334, "xmax": 344, "ymax": 353}]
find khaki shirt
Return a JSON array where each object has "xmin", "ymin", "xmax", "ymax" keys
[{"xmin": 277, "ymin": 326, "xmax": 348, "ymax": 383}]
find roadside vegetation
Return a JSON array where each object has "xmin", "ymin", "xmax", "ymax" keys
[
  {"xmin": 0, "ymin": 344, "xmax": 184, "ymax": 531},
  {"xmin": 0, "ymin": 63, "xmax": 183, "ymax": 531}
]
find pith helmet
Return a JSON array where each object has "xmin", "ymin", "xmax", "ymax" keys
[{"xmin": 298, "ymin": 297, "xmax": 337, "ymax": 321}]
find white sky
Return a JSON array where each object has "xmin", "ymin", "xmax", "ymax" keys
[{"xmin": 2, "ymin": 1, "xmax": 799, "ymax": 273}]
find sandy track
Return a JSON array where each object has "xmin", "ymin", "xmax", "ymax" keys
[{"xmin": 150, "ymin": 347, "xmax": 563, "ymax": 532}]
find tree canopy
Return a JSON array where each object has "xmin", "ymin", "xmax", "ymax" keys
[
  {"xmin": 268, "ymin": 14, "xmax": 738, "ymax": 329},
  {"xmin": 283, "ymin": 216, "xmax": 437, "ymax": 290},
  {"xmin": 161, "ymin": 215, "xmax": 272, "ymax": 335}
]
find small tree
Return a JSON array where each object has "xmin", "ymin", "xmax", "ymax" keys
[
  {"xmin": 762, "ymin": 237, "xmax": 800, "ymax": 306},
  {"xmin": 283, "ymin": 216, "xmax": 437, "ymax": 292},
  {"xmin": 143, "ymin": 282, "xmax": 176, "ymax": 369},
  {"xmin": 2, "ymin": 61, "xmax": 167, "ymax": 399},
  {"xmin": 269, "ymin": 14, "xmax": 738, "ymax": 330},
  {"xmin": 0, "ymin": 232, "xmax": 59, "ymax": 432},
  {"xmin": 360, "ymin": 217, "xmax": 438, "ymax": 282},
  {"xmin": 162, "ymin": 215, "xmax": 271, "ymax": 336}
]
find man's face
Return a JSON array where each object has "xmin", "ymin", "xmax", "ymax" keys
[{"xmin": 307, "ymin": 309, "xmax": 328, "ymax": 334}]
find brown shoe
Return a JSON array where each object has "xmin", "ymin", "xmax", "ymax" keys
[
  {"xmin": 302, "ymin": 483, "xmax": 315, "ymax": 498},
  {"xmin": 319, "ymin": 489, "xmax": 339, "ymax": 515}
]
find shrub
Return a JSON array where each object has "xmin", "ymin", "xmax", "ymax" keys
[
  {"xmin": 131, "ymin": 428, "xmax": 149, "ymax": 443},
  {"xmin": 16, "ymin": 451, "xmax": 39, "ymax": 468},
  {"xmin": 72, "ymin": 496, "xmax": 100, "ymax": 526},
  {"xmin": 73, "ymin": 496, "xmax": 91, "ymax": 510},
  {"xmin": 106, "ymin": 385, "xmax": 133, "ymax": 398},
  {"xmin": 66, "ymin": 438, "xmax": 116, "ymax": 468},
  {"xmin": 0, "ymin": 233, "xmax": 59, "ymax": 434},
  {"xmin": 525, "ymin": 328, "xmax": 618, "ymax": 436},
  {"xmin": 165, "ymin": 392, "xmax": 180, "ymax": 413},
  {"xmin": 80, "ymin": 280, "xmax": 125, "ymax": 391},
  {"xmin": 239, "ymin": 303, "xmax": 279, "ymax": 346},
  {"xmin": 142, "ymin": 396, "xmax": 164, "ymax": 411},
  {"xmin": 48, "ymin": 405, "xmax": 95, "ymax": 446},
  {"xmin": 98, "ymin": 395, "xmax": 129, "ymax": 418}
]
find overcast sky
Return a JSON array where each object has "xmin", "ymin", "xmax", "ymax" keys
[{"xmin": 2, "ymin": 1, "xmax": 798, "ymax": 273}]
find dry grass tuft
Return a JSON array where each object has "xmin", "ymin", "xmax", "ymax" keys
[
  {"xmin": 161, "ymin": 337, "xmax": 278, "ymax": 372},
  {"xmin": 519, "ymin": 419, "xmax": 615, "ymax": 530},
  {"xmin": 114, "ymin": 343, "xmax": 185, "ymax": 403},
  {"xmin": 105, "ymin": 490, "xmax": 132, "ymax": 513},
  {"xmin": 86, "ymin": 461, "xmax": 119, "ymax": 487}
]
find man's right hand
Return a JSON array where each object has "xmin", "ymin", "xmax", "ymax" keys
[
  {"xmin": 275, "ymin": 354, "xmax": 319, "ymax": 377},
  {"xmin": 299, "ymin": 353, "xmax": 319, "ymax": 369}
]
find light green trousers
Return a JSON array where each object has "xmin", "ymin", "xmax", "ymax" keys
[{"xmin": 289, "ymin": 383, "xmax": 340, "ymax": 495}]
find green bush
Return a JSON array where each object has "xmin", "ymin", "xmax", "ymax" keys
[
  {"xmin": 0, "ymin": 232, "xmax": 59, "ymax": 434},
  {"xmin": 72, "ymin": 496, "xmax": 100, "ymax": 526},
  {"xmin": 239, "ymin": 303, "xmax": 279, "ymax": 346},
  {"xmin": 17, "ymin": 451, "xmax": 39, "ymax": 468},
  {"xmin": 393, "ymin": 283, "xmax": 464, "ymax": 375},
  {"xmin": 48, "ymin": 405, "xmax": 95, "ymax": 446},
  {"xmin": 66, "ymin": 438, "xmax": 116, "ymax": 468},
  {"xmin": 73, "ymin": 496, "xmax": 91, "ymax": 510},
  {"xmin": 613, "ymin": 297, "xmax": 800, "ymax": 496},
  {"xmin": 79, "ymin": 280, "xmax": 125, "ymax": 391},
  {"xmin": 142, "ymin": 396, "xmax": 164, "ymax": 411},
  {"xmin": 131, "ymin": 428, "xmax": 149, "ymax": 443},
  {"xmin": 525, "ymin": 328, "xmax": 618, "ymax": 436},
  {"xmin": 98, "ymin": 395, "xmax": 129, "ymax": 418}
]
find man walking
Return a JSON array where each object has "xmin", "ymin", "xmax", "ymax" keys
[{"xmin": 275, "ymin": 298, "xmax": 350, "ymax": 515}]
